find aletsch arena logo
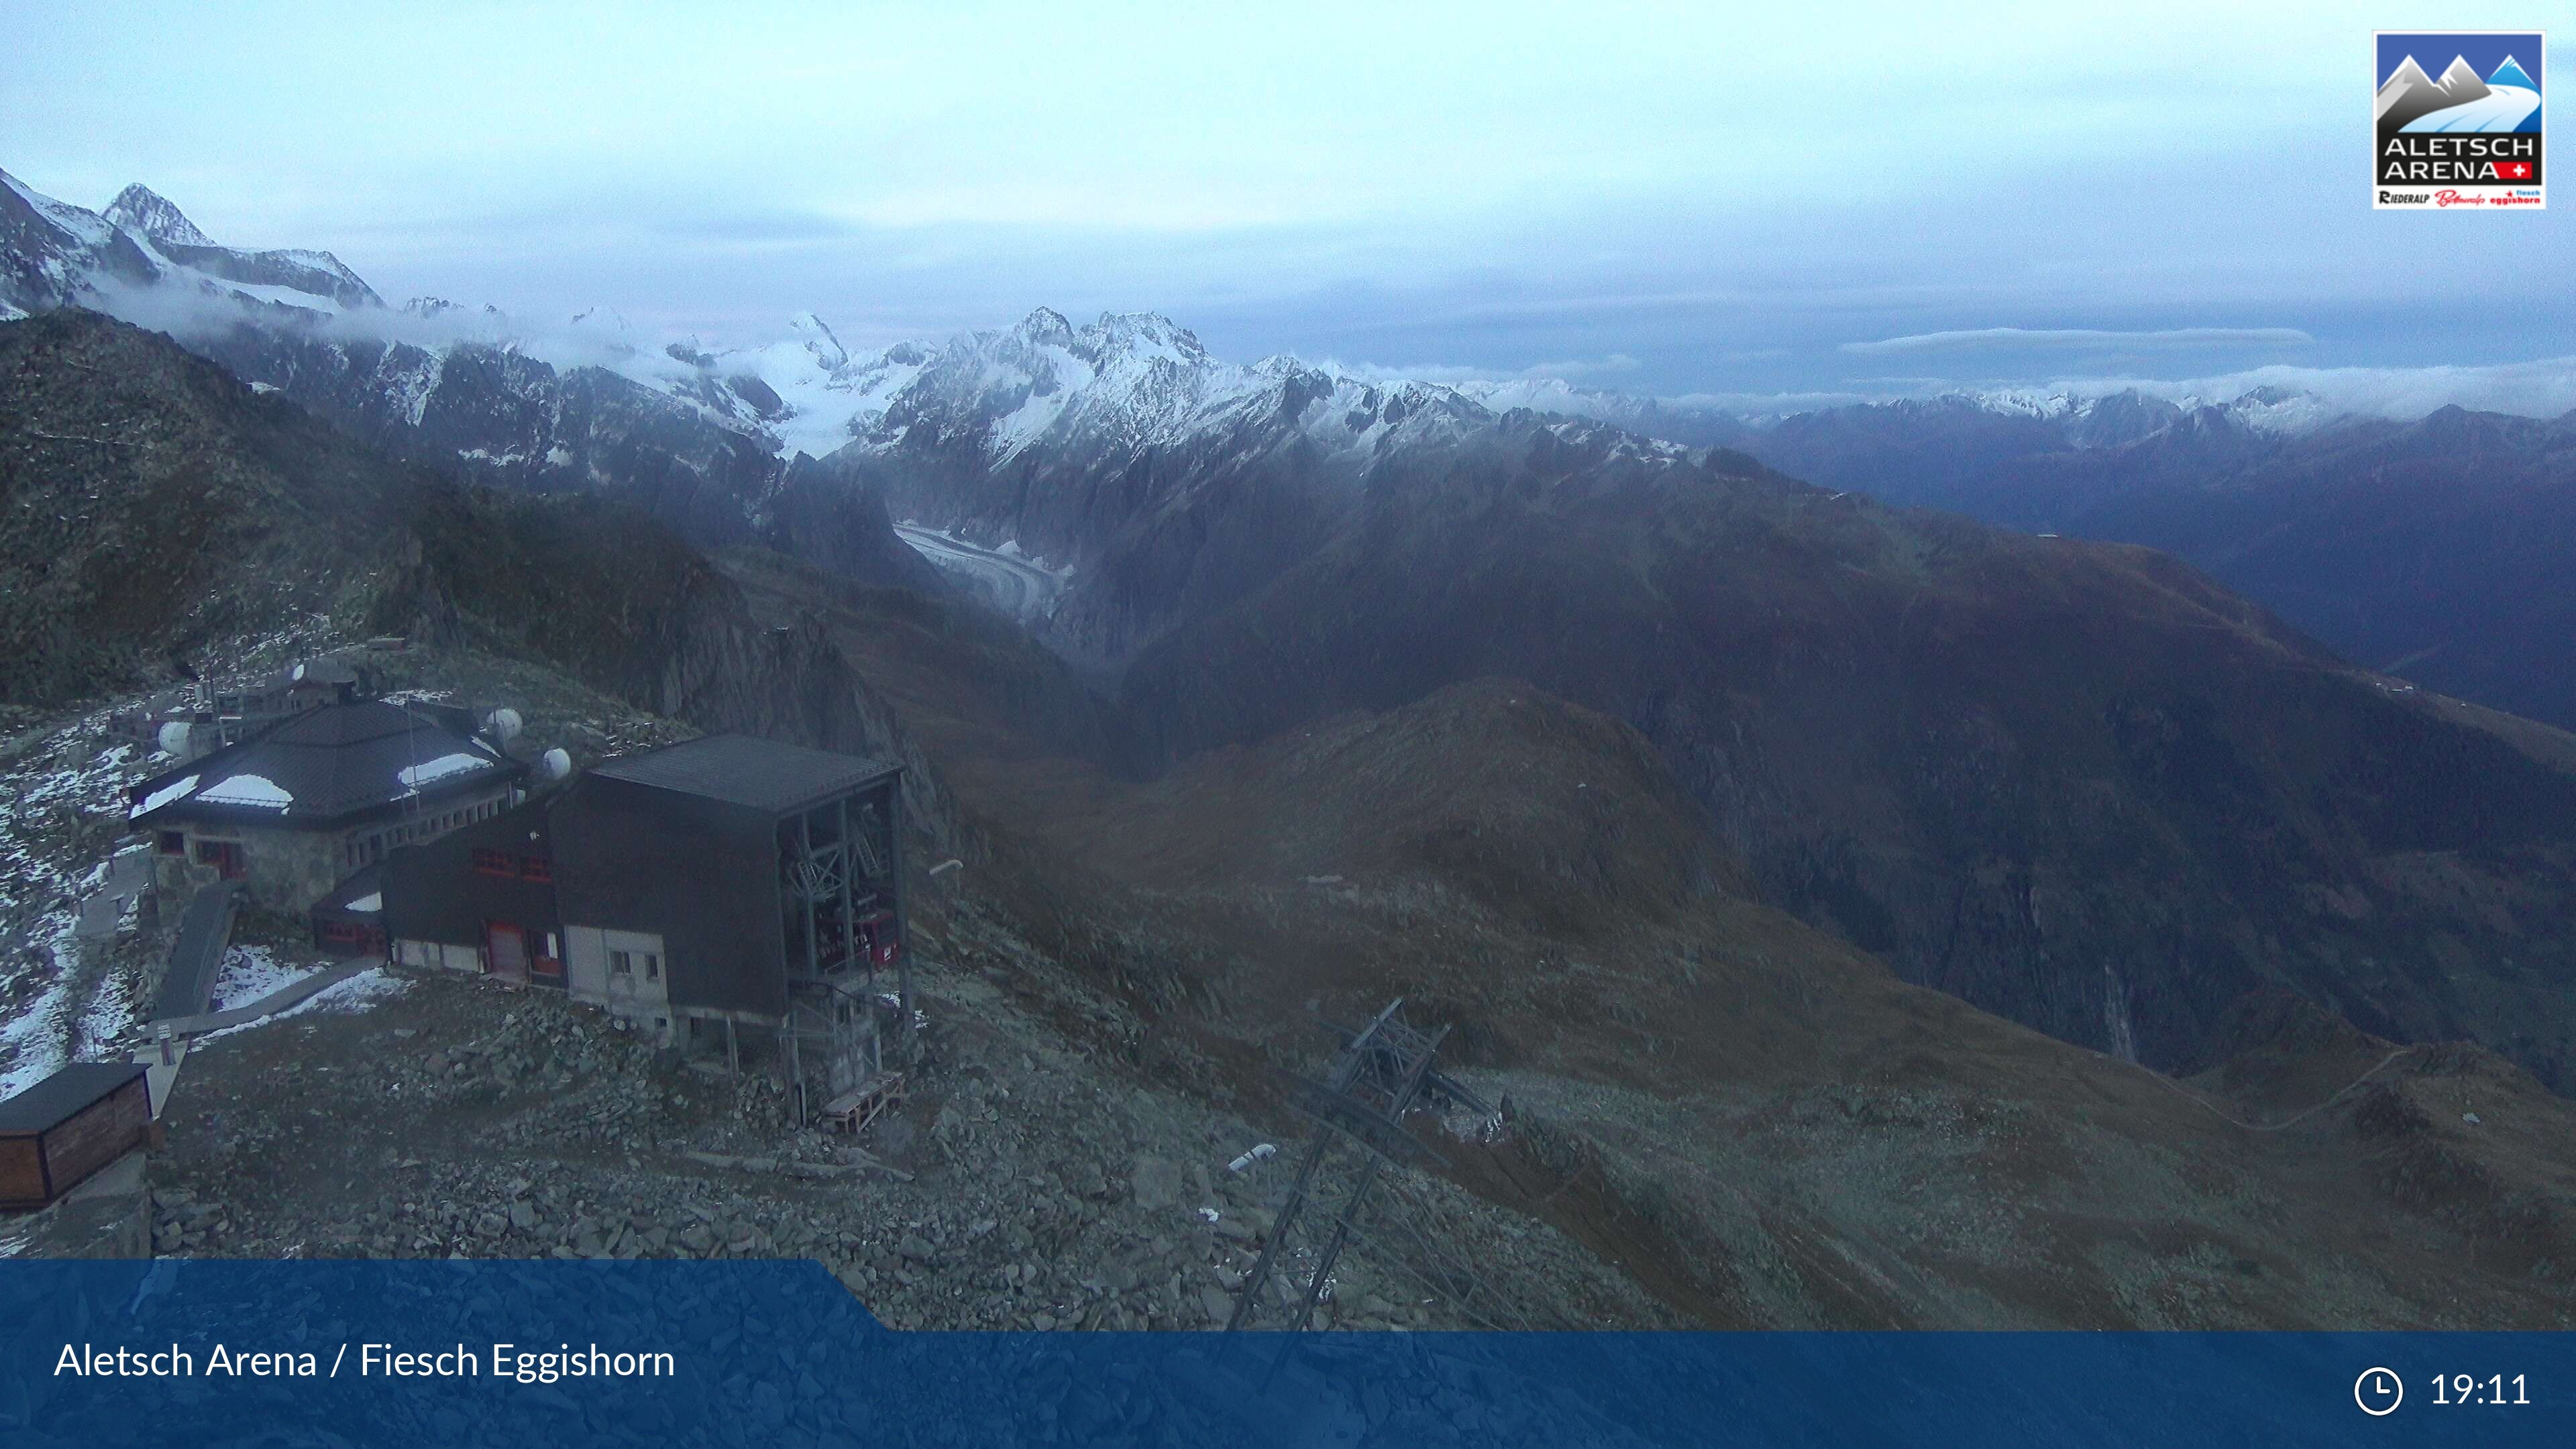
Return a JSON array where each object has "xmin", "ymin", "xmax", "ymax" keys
[{"xmin": 2375, "ymin": 31, "xmax": 2546, "ymax": 209}]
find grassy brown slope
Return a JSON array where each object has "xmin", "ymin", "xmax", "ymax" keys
[
  {"xmin": 1091, "ymin": 682, "xmax": 2576, "ymax": 1330},
  {"xmin": 743, "ymin": 596, "xmax": 2576, "ymax": 1328},
  {"xmin": 1112, "ymin": 441, "xmax": 2576, "ymax": 1093}
]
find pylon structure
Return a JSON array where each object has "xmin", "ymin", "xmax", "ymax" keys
[{"xmin": 1226, "ymin": 998, "xmax": 1523, "ymax": 1336}]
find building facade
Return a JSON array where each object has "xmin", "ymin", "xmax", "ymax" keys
[
  {"xmin": 378, "ymin": 733, "xmax": 908, "ymax": 1115},
  {"xmin": 382, "ymin": 800, "xmax": 564, "ymax": 983},
  {"xmin": 125, "ymin": 700, "xmax": 527, "ymax": 915}
]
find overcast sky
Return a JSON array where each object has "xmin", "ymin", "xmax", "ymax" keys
[{"xmin": 5, "ymin": 1, "xmax": 2571, "ymax": 409}]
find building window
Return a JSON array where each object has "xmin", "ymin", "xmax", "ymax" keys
[
  {"xmin": 610, "ymin": 950, "xmax": 632, "ymax": 977},
  {"xmin": 193, "ymin": 840, "xmax": 245, "ymax": 881},
  {"xmin": 157, "ymin": 831, "xmax": 184, "ymax": 856},
  {"xmin": 644, "ymin": 954, "xmax": 660, "ymax": 981},
  {"xmin": 472, "ymin": 848, "xmax": 514, "ymax": 876},
  {"xmin": 520, "ymin": 855, "xmax": 552, "ymax": 883}
]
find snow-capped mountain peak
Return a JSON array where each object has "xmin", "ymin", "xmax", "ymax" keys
[
  {"xmin": 790, "ymin": 311, "xmax": 847, "ymax": 370},
  {"xmin": 1010, "ymin": 307, "xmax": 1076, "ymax": 349},
  {"xmin": 1076, "ymin": 311, "xmax": 1208, "ymax": 368},
  {"xmin": 102, "ymin": 184, "xmax": 215, "ymax": 248},
  {"xmin": 2436, "ymin": 55, "xmax": 2489, "ymax": 99}
]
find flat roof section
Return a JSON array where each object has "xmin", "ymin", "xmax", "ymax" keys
[
  {"xmin": 0, "ymin": 1062, "xmax": 146, "ymax": 1134},
  {"xmin": 587, "ymin": 734, "xmax": 900, "ymax": 816}
]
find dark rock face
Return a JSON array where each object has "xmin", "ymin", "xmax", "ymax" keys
[
  {"xmin": 0, "ymin": 309, "xmax": 413, "ymax": 704},
  {"xmin": 764, "ymin": 457, "xmax": 948, "ymax": 598},
  {"xmin": 1, "ymin": 172, "xmax": 162, "ymax": 313},
  {"xmin": 868, "ymin": 393, "xmax": 2576, "ymax": 1089},
  {"xmin": 1716, "ymin": 395, "xmax": 2576, "ymax": 734},
  {"xmin": 372, "ymin": 488, "xmax": 954, "ymax": 847}
]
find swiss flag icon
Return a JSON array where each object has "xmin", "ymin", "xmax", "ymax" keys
[{"xmin": 2498, "ymin": 160, "xmax": 2534, "ymax": 180}]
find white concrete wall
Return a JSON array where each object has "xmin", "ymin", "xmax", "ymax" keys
[
  {"xmin": 566, "ymin": 924, "xmax": 609, "ymax": 1000},
  {"xmin": 565, "ymin": 924, "xmax": 671, "ymax": 1042}
]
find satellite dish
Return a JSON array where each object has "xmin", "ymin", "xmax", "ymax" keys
[
  {"xmin": 539, "ymin": 747, "xmax": 572, "ymax": 782},
  {"xmin": 156, "ymin": 721, "xmax": 192, "ymax": 757},
  {"xmin": 484, "ymin": 708, "xmax": 524, "ymax": 743}
]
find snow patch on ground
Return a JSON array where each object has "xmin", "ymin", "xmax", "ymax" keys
[
  {"xmin": 205, "ymin": 967, "xmax": 407, "ymax": 1040},
  {"xmin": 0, "ymin": 730, "xmax": 150, "ymax": 1096},
  {"xmin": 212, "ymin": 945, "xmax": 316, "ymax": 1010},
  {"xmin": 0, "ymin": 918, "xmax": 79, "ymax": 1099}
]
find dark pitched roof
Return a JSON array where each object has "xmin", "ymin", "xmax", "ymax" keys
[
  {"xmin": 586, "ymin": 734, "xmax": 900, "ymax": 815},
  {"xmin": 128, "ymin": 700, "xmax": 524, "ymax": 827},
  {"xmin": 0, "ymin": 1062, "xmax": 146, "ymax": 1134}
]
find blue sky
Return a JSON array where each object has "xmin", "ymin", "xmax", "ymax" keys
[{"xmin": 5, "ymin": 1, "xmax": 2572, "ymax": 411}]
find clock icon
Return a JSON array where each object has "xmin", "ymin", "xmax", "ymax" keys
[{"xmin": 2356, "ymin": 1367, "xmax": 2405, "ymax": 1416}]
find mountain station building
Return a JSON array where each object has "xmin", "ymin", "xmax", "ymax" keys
[
  {"xmin": 381, "ymin": 734, "xmax": 911, "ymax": 1119},
  {"xmin": 125, "ymin": 700, "xmax": 527, "ymax": 916}
]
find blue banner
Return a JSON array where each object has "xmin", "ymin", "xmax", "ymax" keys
[{"xmin": 0, "ymin": 1260, "xmax": 2565, "ymax": 1446}]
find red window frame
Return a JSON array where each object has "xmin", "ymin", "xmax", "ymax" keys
[
  {"xmin": 472, "ymin": 847, "xmax": 515, "ymax": 876},
  {"xmin": 519, "ymin": 855, "xmax": 553, "ymax": 883}
]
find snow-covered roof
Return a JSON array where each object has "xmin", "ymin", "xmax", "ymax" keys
[{"xmin": 127, "ymin": 701, "xmax": 523, "ymax": 826}]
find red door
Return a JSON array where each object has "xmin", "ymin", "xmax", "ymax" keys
[{"xmin": 485, "ymin": 922, "xmax": 529, "ymax": 986}]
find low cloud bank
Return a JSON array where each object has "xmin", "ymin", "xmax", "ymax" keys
[
  {"xmin": 2039, "ymin": 357, "xmax": 2576, "ymax": 422},
  {"xmin": 1842, "ymin": 326, "xmax": 2316, "ymax": 356}
]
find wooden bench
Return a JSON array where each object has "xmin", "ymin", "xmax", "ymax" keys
[{"xmin": 819, "ymin": 1072, "xmax": 906, "ymax": 1135}]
